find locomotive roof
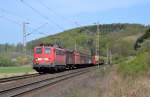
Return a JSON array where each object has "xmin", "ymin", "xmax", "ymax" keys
[
  {"xmin": 35, "ymin": 45, "xmax": 65, "ymax": 50},
  {"xmin": 34, "ymin": 44, "xmax": 91, "ymax": 55}
]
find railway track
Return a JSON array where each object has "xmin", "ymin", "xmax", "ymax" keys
[
  {"xmin": 0, "ymin": 66, "xmax": 95, "ymax": 97},
  {"xmin": 0, "ymin": 73, "xmax": 40, "ymax": 83}
]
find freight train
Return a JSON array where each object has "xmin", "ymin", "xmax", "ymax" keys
[{"xmin": 33, "ymin": 44, "xmax": 100, "ymax": 73}]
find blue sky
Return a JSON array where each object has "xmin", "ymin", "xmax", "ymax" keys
[{"xmin": 0, "ymin": 0, "xmax": 150, "ymax": 44}]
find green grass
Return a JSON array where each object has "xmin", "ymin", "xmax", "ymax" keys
[
  {"xmin": 0, "ymin": 66, "xmax": 35, "ymax": 73},
  {"xmin": 118, "ymin": 62, "xmax": 148, "ymax": 77},
  {"xmin": 118, "ymin": 53, "xmax": 150, "ymax": 77}
]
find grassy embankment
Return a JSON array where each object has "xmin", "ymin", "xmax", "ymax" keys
[
  {"xmin": 0, "ymin": 66, "xmax": 34, "ymax": 73},
  {"xmin": 63, "ymin": 38, "xmax": 150, "ymax": 97},
  {"xmin": 118, "ymin": 53, "xmax": 150, "ymax": 78},
  {"xmin": 64, "ymin": 58, "xmax": 150, "ymax": 97}
]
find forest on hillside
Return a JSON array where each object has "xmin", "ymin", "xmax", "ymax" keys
[
  {"xmin": 0, "ymin": 23, "xmax": 150, "ymax": 67},
  {"xmin": 27, "ymin": 23, "xmax": 149, "ymax": 59}
]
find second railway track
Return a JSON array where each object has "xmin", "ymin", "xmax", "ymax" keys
[
  {"xmin": 0, "ymin": 73, "xmax": 40, "ymax": 83},
  {"xmin": 0, "ymin": 66, "xmax": 96, "ymax": 97}
]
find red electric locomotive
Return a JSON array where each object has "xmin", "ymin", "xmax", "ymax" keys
[{"xmin": 33, "ymin": 44, "xmax": 97, "ymax": 73}]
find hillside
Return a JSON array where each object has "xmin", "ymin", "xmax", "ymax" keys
[
  {"xmin": 27, "ymin": 23, "xmax": 148, "ymax": 57},
  {"xmin": 0, "ymin": 23, "xmax": 149, "ymax": 66},
  {"xmin": 27, "ymin": 25, "xmax": 150, "ymax": 97},
  {"xmin": 134, "ymin": 28, "xmax": 150, "ymax": 50}
]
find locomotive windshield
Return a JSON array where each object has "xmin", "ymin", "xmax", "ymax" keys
[
  {"xmin": 36, "ymin": 48, "xmax": 42, "ymax": 54},
  {"xmin": 45, "ymin": 47, "xmax": 51, "ymax": 54}
]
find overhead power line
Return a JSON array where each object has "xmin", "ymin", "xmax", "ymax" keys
[
  {"xmin": 0, "ymin": 7, "xmax": 29, "ymax": 22},
  {"xmin": 20, "ymin": 0, "xmax": 64, "ymax": 30},
  {"xmin": 0, "ymin": 15, "xmax": 21, "ymax": 26},
  {"xmin": 0, "ymin": 14, "xmax": 48, "ymax": 38},
  {"xmin": 75, "ymin": 21, "xmax": 94, "ymax": 33},
  {"xmin": 21, "ymin": 0, "xmax": 93, "ymax": 35},
  {"xmin": 39, "ymin": 32, "xmax": 48, "ymax": 35},
  {"xmin": 25, "ymin": 22, "xmax": 49, "ymax": 36},
  {"xmin": 0, "ymin": 7, "xmax": 49, "ymax": 36},
  {"xmin": 36, "ymin": 0, "xmax": 94, "ymax": 34},
  {"xmin": 36, "ymin": 0, "xmax": 75, "ymax": 27},
  {"xmin": 0, "ymin": 7, "xmax": 43, "ymax": 27}
]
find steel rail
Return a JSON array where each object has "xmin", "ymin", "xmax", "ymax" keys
[
  {"xmin": 0, "ymin": 73, "xmax": 40, "ymax": 83},
  {"xmin": 0, "ymin": 67, "xmax": 95, "ymax": 97}
]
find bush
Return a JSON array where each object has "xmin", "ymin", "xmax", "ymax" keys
[
  {"xmin": 118, "ymin": 53, "xmax": 150, "ymax": 77},
  {"xmin": 112, "ymin": 54, "xmax": 128, "ymax": 64},
  {"xmin": 16, "ymin": 55, "xmax": 31, "ymax": 65},
  {"xmin": 0, "ymin": 55, "xmax": 16, "ymax": 67},
  {"xmin": 138, "ymin": 39, "xmax": 150, "ymax": 53}
]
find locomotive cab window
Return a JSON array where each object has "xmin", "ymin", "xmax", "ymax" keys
[
  {"xmin": 45, "ymin": 48, "xmax": 51, "ymax": 54},
  {"xmin": 56, "ymin": 49, "xmax": 64, "ymax": 55},
  {"xmin": 36, "ymin": 48, "xmax": 42, "ymax": 54}
]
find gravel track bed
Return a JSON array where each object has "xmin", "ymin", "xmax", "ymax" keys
[
  {"xmin": 0, "ymin": 66, "xmax": 95, "ymax": 97},
  {"xmin": 16, "ymin": 66, "xmax": 99, "ymax": 97},
  {"xmin": 0, "ymin": 73, "xmax": 39, "ymax": 83}
]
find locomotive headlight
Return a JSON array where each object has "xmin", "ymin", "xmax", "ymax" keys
[
  {"xmin": 37, "ymin": 58, "xmax": 42, "ymax": 61},
  {"xmin": 44, "ymin": 58, "xmax": 49, "ymax": 61}
]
